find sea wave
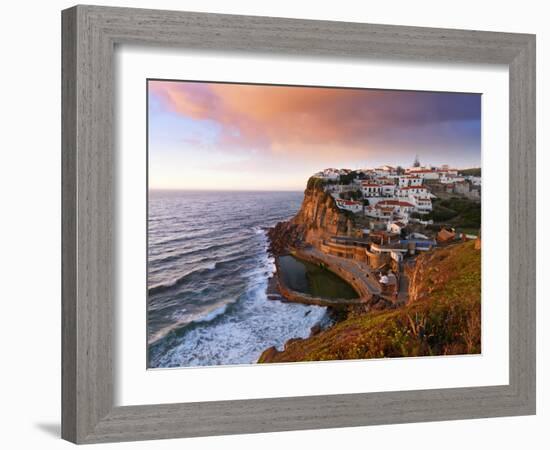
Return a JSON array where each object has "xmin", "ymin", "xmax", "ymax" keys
[
  {"xmin": 148, "ymin": 252, "xmax": 274, "ymax": 346},
  {"xmin": 149, "ymin": 236, "xmax": 251, "ymax": 265},
  {"xmin": 148, "ymin": 302, "xmax": 235, "ymax": 346},
  {"xmin": 148, "ymin": 251, "xmax": 254, "ymax": 294},
  {"xmin": 151, "ymin": 223, "xmax": 253, "ymax": 248},
  {"xmin": 148, "ymin": 263, "xmax": 217, "ymax": 294},
  {"xmin": 148, "ymin": 273, "xmax": 327, "ymax": 368}
]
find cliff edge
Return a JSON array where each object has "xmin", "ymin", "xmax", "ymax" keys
[{"xmin": 268, "ymin": 177, "xmax": 354, "ymax": 255}]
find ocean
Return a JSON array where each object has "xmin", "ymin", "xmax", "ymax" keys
[{"xmin": 147, "ymin": 190, "xmax": 327, "ymax": 368}]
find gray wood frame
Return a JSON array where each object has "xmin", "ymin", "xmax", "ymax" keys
[{"xmin": 62, "ymin": 4, "xmax": 536, "ymax": 444}]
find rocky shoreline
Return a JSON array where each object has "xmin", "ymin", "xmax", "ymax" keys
[{"xmin": 258, "ymin": 182, "xmax": 392, "ymax": 363}]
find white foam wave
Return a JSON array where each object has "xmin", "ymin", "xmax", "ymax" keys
[
  {"xmin": 195, "ymin": 303, "xmax": 229, "ymax": 323},
  {"xmin": 149, "ymin": 262, "xmax": 217, "ymax": 293},
  {"xmin": 149, "ymin": 233, "xmax": 327, "ymax": 368},
  {"xmin": 148, "ymin": 301, "xmax": 234, "ymax": 346}
]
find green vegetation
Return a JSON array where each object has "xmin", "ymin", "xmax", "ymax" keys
[
  {"xmin": 427, "ymin": 197, "xmax": 481, "ymax": 229},
  {"xmin": 339, "ymin": 170, "xmax": 361, "ymax": 185},
  {"xmin": 259, "ymin": 241, "xmax": 481, "ymax": 362},
  {"xmin": 306, "ymin": 176, "xmax": 327, "ymax": 190},
  {"xmin": 340, "ymin": 189, "xmax": 362, "ymax": 201},
  {"xmin": 459, "ymin": 168, "xmax": 481, "ymax": 177},
  {"xmin": 427, "ymin": 202, "xmax": 458, "ymax": 222}
]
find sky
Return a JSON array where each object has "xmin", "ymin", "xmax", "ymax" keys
[{"xmin": 148, "ymin": 80, "xmax": 481, "ymax": 191}]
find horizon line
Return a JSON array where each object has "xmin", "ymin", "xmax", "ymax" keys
[{"xmin": 148, "ymin": 188, "xmax": 305, "ymax": 192}]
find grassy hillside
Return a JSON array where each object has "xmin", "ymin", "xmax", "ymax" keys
[
  {"xmin": 427, "ymin": 197, "xmax": 481, "ymax": 231},
  {"xmin": 259, "ymin": 240, "xmax": 481, "ymax": 362},
  {"xmin": 459, "ymin": 168, "xmax": 481, "ymax": 177}
]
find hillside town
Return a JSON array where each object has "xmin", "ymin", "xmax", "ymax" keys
[
  {"xmin": 302, "ymin": 158, "xmax": 482, "ymax": 299},
  {"xmin": 314, "ymin": 158, "xmax": 480, "ymax": 227},
  {"xmin": 264, "ymin": 157, "xmax": 483, "ymax": 363}
]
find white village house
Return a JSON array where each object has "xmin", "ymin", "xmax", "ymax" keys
[
  {"xmin": 334, "ymin": 198, "xmax": 363, "ymax": 213},
  {"xmin": 361, "ymin": 182, "xmax": 382, "ymax": 197},
  {"xmin": 398, "ymin": 175, "xmax": 423, "ymax": 187},
  {"xmin": 326, "ymin": 161, "xmax": 478, "ymax": 223}
]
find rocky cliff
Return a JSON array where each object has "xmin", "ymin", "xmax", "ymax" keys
[
  {"xmin": 268, "ymin": 178, "xmax": 354, "ymax": 255},
  {"xmin": 259, "ymin": 240, "xmax": 481, "ymax": 362}
]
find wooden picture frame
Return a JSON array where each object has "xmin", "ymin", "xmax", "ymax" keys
[{"xmin": 61, "ymin": 5, "xmax": 536, "ymax": 444}]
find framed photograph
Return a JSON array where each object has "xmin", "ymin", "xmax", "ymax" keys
[{"xmin": 62, "ymin": 5, "xmax": 536, "ymax": 444}]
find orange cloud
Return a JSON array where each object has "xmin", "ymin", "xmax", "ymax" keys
[{"xmin": 148, "ymin": 80, "xmax": 480, "ymax": 163}]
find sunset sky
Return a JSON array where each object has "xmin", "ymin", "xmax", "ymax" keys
[{"xmin": 148, "ymin": 80, "xmax": 481, "ymax": 191}]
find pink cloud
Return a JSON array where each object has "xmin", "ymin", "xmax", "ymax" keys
[{"xmin": 148, "ymin": 80, "xmax": 480, "ymax": 162}]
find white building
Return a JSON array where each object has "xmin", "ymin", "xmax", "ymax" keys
[
  {"xmin": 388, "ymin": 221, "xmax": 407, "ymax": 234},
  {"xmin": 466, "ymin": 175, "xmax": 482, "ymax": 186},
  {"xmin": 398, "ymin": 175, "xmax": 423, "ymax": 187},
  {"xmin": 374, "ymin": 165, "xmax": 397, "ymax": 176},
  {"xmin": 438, "ymin": 168, "xmax": 459, "ymax": 177},
  {"xmin": 314, "ymin": 168, "xmax": 340, "ymax": 181},
  {"xmin": 365, "ymin": 204, "xmax": 394, "ymax": 221},
  {"xmin": 379, "ymin": 183, "xmax": 396, "ymax": 196},
  {"xmin": 393, "ymin": 186, "xmax": 433, "ymax": 212},
  {"xmin": 411, "ymin": 197, "xmax": 433, "ymax": 212},
  {"xmin": 440, "ymin": 174, "xmax": 465, "ymax": 184},
  {"xmin": 361, "ymin": 182, "xmax": 382, "ymax": 197},
  {"xmin": 335, "ymin": 198, "xmax": 363, "ymax": 213},
  {"xmin": 395, "ymin": 186, "xmax": 430, "ymax": 199},
  {"xmin": 407, "ymin": 169, "xmax": 439, "ymax": 180},
  {"xmin": 376, "ymin": 200, "xmax": 415, "ymax": 216}
]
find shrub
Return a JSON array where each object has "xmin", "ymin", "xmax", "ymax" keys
[{"xmin": 307, "ymin": 177, "xmax": 326, "ymax": 190}]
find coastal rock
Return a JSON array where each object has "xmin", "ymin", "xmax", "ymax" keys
[
  {"xmin": 257, "ymin": 346, "xmax": 280, "ymax": 363},
  {"xmin": 310, "ymin": 324, "xmax": 322, "ymax": 336},
  {"xmin": 267, "ymin": 221, "xmax": 304, "ymax": 255},
  {"xmin": 284, "ymin": 338, "xmax": 303, "ymax": 351},
  {"xmin": 267, "ymin": 178, "xmax": 353, "ymax": 255},
  {"xmin": 292, "ymin": 179, "xmax": 353, "ymax": 246}
]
